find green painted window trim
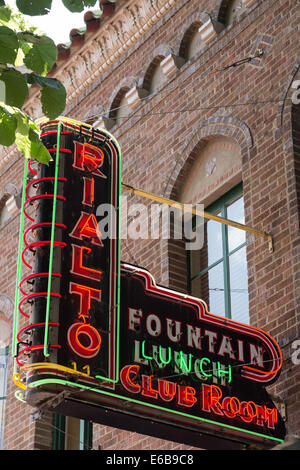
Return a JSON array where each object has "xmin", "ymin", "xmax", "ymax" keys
[
  {"xmin": 52, "ymin": 414, "xmax": 93, "ymax": 450},
  {"xmin": 52, "ymin": 414, "xmax": 66, "ymax": 450},
  {"xmin": 187, "ymin": 183, "xmax": 246, "ymax": 319}
]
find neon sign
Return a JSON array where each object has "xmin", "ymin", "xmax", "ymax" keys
[
  {"xmin": 13, "ymin": 118, "xmax": 121, "ymax": 384},
  {"xmin": 12, "ymin": 118, "xmax": 285, "ymax": 449}
]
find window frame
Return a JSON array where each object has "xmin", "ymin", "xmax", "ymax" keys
[
  {"xmin": 52, "ymin": 414, "xmax": 93, "ymax": 450},
  {"xmin": 187, "ymin": 182, "xmax": 248, "ymax": 320},
  {"xmin": 0, "ymin": 346, "xmax": 8, "ymax": 450}
]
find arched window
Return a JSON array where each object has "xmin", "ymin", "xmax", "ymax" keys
[
  {"xmin": 0, "ymin": 187, "xmax": 19, "ymax": 228},
  {"xmin": 109, "ymin": 87, "xmax": 131, "ymax": 126},
  {"xmin": 143, "ymin": 56, "xmax": 167, "ymax": 95},
  {"xmin": 179, "ymin": 23, "xmax": 205, "ymax": 61},
  {"xmin": 170, "ymin": 135, "xmax": 249, "ymax": 324},
  {"xmin": 188, "ymin": 183, "xmax": 249, "ymax": 324},
  {"xmin": 115, "ymin": 92, "xmax": 132, "ymax": 126},
  {"xmin": 218, "ymin": 0, "xmax": 246, "ymax": 27}
]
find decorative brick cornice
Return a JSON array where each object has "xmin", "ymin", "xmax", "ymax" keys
[
  {"xmin": 25, "ymin": 0, "xmax": 178, "ymax": 119},
  {"xmin": 0, "ymin": 0, "xmax": 178, "ymax": 168}
]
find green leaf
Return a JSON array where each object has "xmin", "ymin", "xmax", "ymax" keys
[
  {"xmin": 13, "ymin": 109, "xmax": 51, "ymax": 163},
  {"xmin": 0, "ymin": 104, "xmax": 51, "ymax": 163},
  {"xmin": 0, "ymin": 68, "xmax": 28, "ymax": 108},
  {"xmin": 23, "ymin": 35, "xmax": 57, "ymax": 75},
  {"xmin": 0, "ymin": 25, "xmax": 18, "ymax": 64},
  {"xmin": 0, "ymin": 6, "xmax": 12, "ymax": 22},
  {"xmin": 83, "ymin": 0, "xmax": 98, "ymax": 5},
  {"xmin": 23, "ymin": 73, "xmax": 66, "ymax": 119},
  {"xmin": 25, "ymin": 72, "xmax": 61, "ymax": 89},
  {"xmin": 16, "ymin": 0, "xmax": 52, "ymax": 16},
  {"xmin": 24, "ymin": 73, "xmax": 66, "ymax": 119},
  {"xmin": 62, "ymin": 0, "xmax": 97, "ymax": 13},
  {"xmin": 41, "ymin": 79, "xmax": 66, "ymax": 120},
  {"xmin": 0, "ymin": 103, "xmax": 17, "ymax": 146},
  {"xmin": 15, "ymin": 130, "xmax": 52, "ymax": 163}
]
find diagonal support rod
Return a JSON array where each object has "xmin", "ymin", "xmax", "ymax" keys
[{"xmin": 121, "ymin": 183, "xmax": 274, "ymax": 253}]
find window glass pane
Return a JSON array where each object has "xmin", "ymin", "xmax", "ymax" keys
[
  {"xmin": 0, "ymin": 348, "xmax": 8, "ymax": 450},
  {"xmin": 229, "ymin": 246, "xmax": 249, "ymax": 324},
  {"xmin": 207, "ymin": 262, "xmax": 225, "ymax": 315},
  {"xmin": 227, "ymin": 196, "xmax": 246, "ymax": 252},
  {"xmin": 207, "ymin": 214, "xmax": 223, "ymax": 265},
  {"xmin": 65, "ymin": 417, "xmax": 81, "ymax": 450}
]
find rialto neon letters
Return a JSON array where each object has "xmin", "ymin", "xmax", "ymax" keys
[
  {"xmin": 67, "ymin": 143, "xmax": 105, "ymax": 359},
  {"xmin": 13, "ymin": 119, "xmax": 285, "ymax": 450},
  {"xmin": 14, "ymin": 119, "xmax": 121, "ymax": 385}
]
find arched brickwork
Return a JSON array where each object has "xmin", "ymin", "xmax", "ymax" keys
[
  {"xmin": 108, "ymin": 76, "xmax": 138, "ymax": 120},
  {"xmin": 0, "ymin": 295, "xmax": 13, "ymax": 349},
  {"xmin": 162, "ymin": 115, "xmax": 253, "ymax": 201},
  {"xmin": 214, "ymin": 0, "xmax": 247, "ymax": 26},
  {"xmin": 161, "ymin": 115, "xmax": 252, "ymax": 293},
  {"xmin": 176, "ymin": 10, "xmax": 206, "ymax": 60},
  {"xmin": 140, "ymin": 44, "xmax": 174, "ymax": 92}
]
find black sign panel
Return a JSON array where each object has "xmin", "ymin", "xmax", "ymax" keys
[
  {"xmin": 16, "ymin": 118, "xmax": 121, "ymax": 386},
  {"xmin": 15, "ymin": 119, "xmax": 285, "ymax": 449}
]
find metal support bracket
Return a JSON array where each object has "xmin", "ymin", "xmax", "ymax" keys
[
  {"xmin": 31, "ymin": 390, "xmax": 70, "ymax": 421},
  {"xmin": 121, "ymin": 183, "xmax": 274, "ymax": 253}
]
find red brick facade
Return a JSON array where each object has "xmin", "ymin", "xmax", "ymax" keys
[{"xmin": 0, "ymin": 0, "xmax": 299, "ymax": 450}]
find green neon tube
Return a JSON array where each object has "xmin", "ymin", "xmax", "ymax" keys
[
  {"xmin": 44, "ymin": 121, "xmax": 62, "ymax": 357},
  {"xmin": 12, "ymin": 159, "xmax": 28, "ymax": 366},
  {"xmin": 142, "ymin": 340, "xmax": 153, "ymax": 361},
  {"xmin": 28, "ymin": 377, "xmax": 284, "ymax": 445},
  {"xmin": 199, "ymin": 358, "xmax": 212, "ymax": 378},
  {"xmin": 95, "ymin": 134, "xmax": 122, "ymax": 383},
  {"xmin": 179, "ymin": 351, "xmax": 193, "ymax": 373},
  {"xmin": 159, "ymin": 346, "xmax": 172, "ymax": 365}
]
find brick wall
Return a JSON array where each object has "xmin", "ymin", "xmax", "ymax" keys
[{"xmin": 1, "ymin": 0, "xmax": 299, "ymax": 449}]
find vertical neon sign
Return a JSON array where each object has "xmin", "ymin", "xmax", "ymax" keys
[
  {"xmin": 12, "ymin": 118, "xmax": 121, "ymax": 394},
  {"xmin": 11, "ymin": 118, "xmax": 285, "ymax": 449}
]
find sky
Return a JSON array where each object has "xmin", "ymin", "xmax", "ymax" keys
[{"xmin": 6, "ymin": 0, "xmax": 93, "ymax": 44}]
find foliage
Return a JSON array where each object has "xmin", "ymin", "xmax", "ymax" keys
[{"xmin": 0, "ymin": 0, "xmax": 97, "ymax": 163}]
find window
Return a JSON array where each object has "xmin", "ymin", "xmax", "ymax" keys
[
  {"xmin": 179, "ymin": 23, "xmax": 205, "ymax": 61},
  {"xmin": 149, "ymin": 62, "xmax": 166, "ymax": 94},
  {"xmin": 188, "ymin": 183, "xmax": 249, "ymax": 324},
  {"xmin": 222, "ymin": 0, "xmax": 247, "ymax": 26},
  {"xmin": 143, "ymin": 56, "xmax": 167, "ymax": 95},
  {"xmin": 0, "ymin": 346, "xmax": 8, "ymax": 449},
  {"xmin": 115, "ymin": 92, "xmax": 132, "ymax": 126},
  {"xmin": 52, "ymin": 415, "xmax": 92, "ymax": 450}
]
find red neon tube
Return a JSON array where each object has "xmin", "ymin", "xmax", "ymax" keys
[
  {"xmin": 25, "ymin": 177, "xmax": 67, "ymax": 198},
  {"xmin": 19, "ymin": 272, "xmax": 62, "ymax": 296},
  {"xmin": 18, "ymin": 292, "xmax": 62, "ymax": 318},
  {"xmin": 23, "ymin": 222, "xmax": 67, "ymax": 246},
  {"xmin": 23, "ymin": 194, "xmax": 67, "ymax": 222},
  {"xmin": 47, "ymin": 148, "xmax": 72, "ymax": 154},
  {"xmin": 16, "ymin": 344, "xmax": 61, "ymax": 367},
  {"xmin": 21, "ymin": 241, "xmax": 66, "ymax": 269},
  {"xmin": 40, "ymin": 131, "xmax": 70, "ymax": 137},
  {"xmin": 28, "ymin": 159, "xmax": 37, "ymax": 176},
  {"xmin": 17, "ymin": 322, "xmax": 60, "ymax": 342}
]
